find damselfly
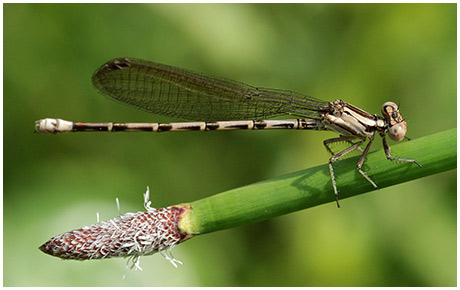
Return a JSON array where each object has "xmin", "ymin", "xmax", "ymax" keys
[{"xmin": 35, "ymin": 57, "xmax": 422, "ymax": 207}]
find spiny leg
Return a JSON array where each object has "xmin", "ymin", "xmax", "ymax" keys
[
  {"xmin": 379, "ymin": 132, "xmax": 422, "ymax": 167},
  {"xmin": 324, "ymin": 136, "xmax": 366, "ymax": 207},
  {"xmin": 323, "ymin": 136, "xmax": 362, "ymax": 156},
  {"xmin": 355, "ymin": 134, "xmax": 379, "ymax": 189}
]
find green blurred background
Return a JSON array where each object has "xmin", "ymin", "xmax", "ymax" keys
[{"xmin": 4, "ymin": 3, "xmax": 456, "ymax": 286}]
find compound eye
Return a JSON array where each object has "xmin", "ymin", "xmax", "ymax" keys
[
  {"xmin": 388, "ymin": 122, "xmax": 407, "ymax": 141},
  {"xmin": 382, "ymin": 101, "xmax": 406, "ymax": 127},
  {"xmin": 381, "ymin": 102, "xmax": 398, "ymax": 119}
]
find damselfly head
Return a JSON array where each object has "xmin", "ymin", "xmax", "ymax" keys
[{"xmin": 381, "ymin": 102, "xmax": 407, "ymax": 141}]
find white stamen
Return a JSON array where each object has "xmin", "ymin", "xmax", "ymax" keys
[
  {"xmin": 143, "ymin": 186, "xmax": 154, "ymax": 211},
  {"xmin": 116, "ymin": 198, "xmax": 121, "ymax": 216}
]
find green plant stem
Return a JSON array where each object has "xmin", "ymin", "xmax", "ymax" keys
[{"xmin": 178, "ymin": 128, "xmax": 456, "ymax": 235}]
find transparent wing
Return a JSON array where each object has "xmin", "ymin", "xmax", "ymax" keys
[{"xmin": 92, "ymin": 57, "xmax": 329, "ymax": 121}]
